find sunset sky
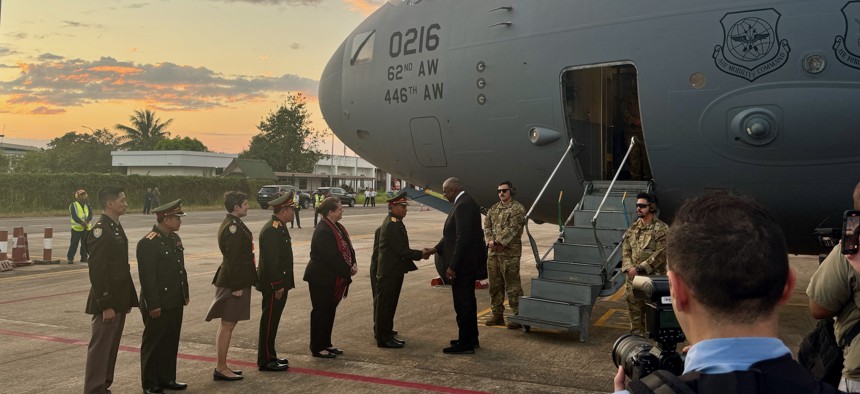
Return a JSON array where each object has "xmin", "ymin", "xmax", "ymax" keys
[{"xmin": 0, "ymin": 0, "xmax": 384, "ymax": 154}]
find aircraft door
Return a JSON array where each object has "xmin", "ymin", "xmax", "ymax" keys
[
  {"xmin": 561, "ymin": 64, "xmax": 651, "ymax": 181},
  {"xmin": 410, "ymin": 116, "xmax": 448, "ymax": 167}
]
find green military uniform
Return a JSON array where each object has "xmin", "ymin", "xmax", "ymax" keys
[
  {"xmin": 374, "ymin": 201, "xmax": 422, "ymax": 345},
  {"xmin": 370, "ymin": 226, "xmax": 382, "ymax": 312},
  {"xmin": 807, "ymin": 245, "xmax": 860, "ymax": 380},
  {"xmin": 483, "ymin": 199, "xmax": 526, "ymax": 319},
  {"xmin": 84, "ymin": 213, "xmax": 139, "ymax": 394},
  {"xmin": 137, "ymin": 199, "xmax": 189, "ymax": 392},
  {"xmin": 256, "ymin": 193, "xmax": 296, "ymax": 367},
  {"xmin": 622, "ymin": 217, "xmax": 669, "ymax": 335},
  {"xmin": 212, "ymin": 214, "xmax": 257, "ymax": 290}
]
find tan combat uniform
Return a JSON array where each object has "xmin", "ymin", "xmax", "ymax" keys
[
  {"xmin": 807, "ymin": 245, "xmax": 860, "ymax": 380},
  {"xmin": 484, "ymin": 199, "xmax": 526, "ymax": 318},
  {"xmin": 622, "ymin": 217, "xmax": 668, "ymax": 335}
]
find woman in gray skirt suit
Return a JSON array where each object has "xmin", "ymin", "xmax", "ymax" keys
[{"xmin": 205, "ymin": 191, "xmax": 257, "ymax": 381}]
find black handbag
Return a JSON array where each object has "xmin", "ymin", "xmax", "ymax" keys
[{"xmin": 798, "ymin": 318, "xmax": 857, "ymax": 387}]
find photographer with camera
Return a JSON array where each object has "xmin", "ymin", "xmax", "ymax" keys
[{"xmin": 613, "ymin": 193, "xmax": 843, "ymax": 394}]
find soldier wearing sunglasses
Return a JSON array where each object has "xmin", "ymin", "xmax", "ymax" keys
[
  {"xmin": 483, "ymin": 181, "xmax": 526, "ymax": 329},
  {"xmin": 621, "ymin": 192, "xmax": 669, "ymax": 336}
]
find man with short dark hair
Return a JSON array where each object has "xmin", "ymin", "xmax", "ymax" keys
[
  {"xmin": 137, "ymin": 199, "xmax": 189, "ymax": 393},
  {"xmin": 621, "ymin": 192, "xmax": 668, "ymax": 336},
  {"xmin": 614, "ymin": 193, "xmax": 840, "ymax": 394},
  {"xmin": 84, "ymin": 186, "xmax": 139, "ymax": 394},
  {"xmin": 483, "ymin": 180, "xmax": 525, "ymax": 329}
]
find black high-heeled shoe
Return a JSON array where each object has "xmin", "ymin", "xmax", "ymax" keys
[
  {"xmin": 213, "ymin": 369, "xmax": 244, "ymax": 381},
  {"xmin": 311, "ymin": 350, "xmax": 336, "ymax": 358}
]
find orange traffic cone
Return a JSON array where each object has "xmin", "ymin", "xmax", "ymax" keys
[{"xmin": 11, "ymin": 231, "xmax": 32, "ymax": 266}]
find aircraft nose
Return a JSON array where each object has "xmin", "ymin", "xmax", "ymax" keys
[{"xmin": 318, "ymin": 40, "xmax": 345, "ymax": 134}]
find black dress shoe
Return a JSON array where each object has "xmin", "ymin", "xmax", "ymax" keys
[
  {"xmin": 259, "ymin": 360, "xmax": 289, "ymax": 371},
  {"xmin": 325, "ymin": 347, "xmax": 343, "ymax": 355},
  {"xmin": 377, "ymin": 339, "xmax": 404, "ymax": 348},
  {"xmin": 162, "ymin": 381, "xmax": 187, "ymax": 390},
  {"xmin": 312, "ymin": 350, "xmax": 337, "ymax": 358},
  {"xmin": 144, "ymin": 388, "xmax": 164, "ymax": 394},
  {"xmin": 276, "ymin": 357, "xmax": 290, "ymax": 365},
  {"xmin": 392, "ymin": 329, "xmax": 398, "ymax": 335},
  {"xmin": 213, "ymin": 369, "xmax": 244, "ymax": 381},
  {"xmin": 443, "ymin": 343, "xmax": 475, "ymax": 354},
  {"xmin": 449, "ymin": 339, "xmax": 480, "ymax": 348},
  {"xmin": 393, "ymin": 338, "xmax": 406, "ymax": 345}
]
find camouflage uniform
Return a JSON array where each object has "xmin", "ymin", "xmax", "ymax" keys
[
  {"xmin": 622, "ymin": 217, "xmax": 669, "ymax": 336},
  {"xmin": 484, "ymin": 199, "xmax": 526, "ymax": 316}
]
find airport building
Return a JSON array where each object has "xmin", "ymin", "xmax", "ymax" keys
[{"xmin": 111, "ymin": 150, "xmax": 238, "ymax": 177}]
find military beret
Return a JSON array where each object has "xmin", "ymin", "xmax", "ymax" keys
[{"xmin": 152, "ymin": 199, "xmax": 186, "ymax": 218}]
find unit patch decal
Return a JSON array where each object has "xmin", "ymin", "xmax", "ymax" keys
[
  {"xmin": 713, "ymin": 8, "xmax": 790, "ymax": 81},
  {"xmin": 834, "ymin": 1, "xmax": 860, "ymax": 70}
]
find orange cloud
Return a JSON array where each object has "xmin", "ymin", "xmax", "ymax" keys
[
  {"xmin": 31, "ymin": 106, "xmax": 66, "ymax": 115},
  {"xmin": 88, "ymin": 65, "xmax": 143, "ymax": 75},
  {"xmin": 343, "ymin": 0, "xmax": 383, "ymax": 15}
]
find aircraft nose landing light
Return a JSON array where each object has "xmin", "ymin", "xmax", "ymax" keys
[{"xmin": 731, "ymin": 108, "xmax": 779, "ymax": 146}]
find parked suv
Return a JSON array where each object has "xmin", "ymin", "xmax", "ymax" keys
[
  {"xmin": 257, "ymin": 185, "xmax": 311, "ymax": 209},
  {"xmin": 313, "ymin": 187, "xmax": 356, "ymax": 207}
]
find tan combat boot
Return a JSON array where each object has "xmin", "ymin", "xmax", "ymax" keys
[{"xmin": 485, "ymin": 314, "xmax": 505, "ymax": 326}]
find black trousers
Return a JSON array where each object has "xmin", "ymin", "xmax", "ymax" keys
[
  {"xmin": 451, "ymin": 270, "xmax": 479, "ymax": 346},
  {"xmin": 308, "ymin": 281, "xmax": 338, "ymax": 353},
  {"xmin": 374, "ymin": 274, "xmax": 404, "ymax": 343},
  {"xmin": 140, "ymin": 307, "xmax": 183, "ymax": 390},
  {"xmin": 258, "ymin": 290, "xmax": 288, "ymax": 365},
  {"xmin": 292, "ymin": 210, "xmax": 301, "ymax": 228}
]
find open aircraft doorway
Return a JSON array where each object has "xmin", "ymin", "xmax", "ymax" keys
[{"xmin": 562, "ymin": 64, "xmax": 651, "ymax": 182}]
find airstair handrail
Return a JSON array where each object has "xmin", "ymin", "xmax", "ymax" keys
[
  {"xmin": 525, "ymin": 139, "xmax": 575, "ymax": 268},
  {"xmin": 590, "ymin": 136, "xmax": 637, "ymax": 260}
]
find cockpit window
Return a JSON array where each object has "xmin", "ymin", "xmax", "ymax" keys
[{"xmin": 350, "ymin": 30, "xmax": 375, "ymax": 66}]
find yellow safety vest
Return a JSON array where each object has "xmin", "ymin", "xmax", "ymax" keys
[
  {"xmin": 70, "ymin": 202, "xmax": 92, "ymax": 231},
  {"xmin": 314, "ymin": 194, "xmax": 324, "ymax": 207}
]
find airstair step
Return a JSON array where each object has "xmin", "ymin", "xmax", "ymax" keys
[
  {"xmin": 530, "ymin": 278, "xmax": 600, "ymax": 304},
  {"xmin": 553, "ymin": 243, "xmax": 613, "ymax": 262},
  {"xmin": 578, "ymin": 194, "xmax": 639, "ymax": 212},
  {"xmin": 517, "ymin": 297, "xmax": 588, "ymax": 324},
  {"xmin": 562, "ymin": 226, "xmax": 626, "ymax": 245}
]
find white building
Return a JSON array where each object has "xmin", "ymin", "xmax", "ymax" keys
[{"xmin": 111, "ymin": 150, "xmax": 238, "ymax": 177}]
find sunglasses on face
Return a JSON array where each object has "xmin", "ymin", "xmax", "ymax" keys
[
  {"xmin": 636, "ymin": 203, "xmax": 650, "ymax": 209},
  {"xmin": 497, "ymin": 189, "xmax": 511, "ymax": 194}
]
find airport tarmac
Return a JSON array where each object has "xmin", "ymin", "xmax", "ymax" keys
[{"xmin": 0, "ymin": 205, "xmax": 821, "ymax": 393}]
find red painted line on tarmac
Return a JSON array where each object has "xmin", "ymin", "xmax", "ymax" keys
[
  {"xmin": 0, "ymin": 289, "xmax": 89, "ymax": 305},
  {"xmin": 0, "ymin": 329, "xmax": 488, "ymax": 394}
]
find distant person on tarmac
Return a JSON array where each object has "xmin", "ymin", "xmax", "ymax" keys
[
  {"xmin": 68, "ymin": 189, "xmax": 93, "ymax": 264},
  {"xmin": 143, "ymin": 188, "xmax": 153, "ymax": 215}
]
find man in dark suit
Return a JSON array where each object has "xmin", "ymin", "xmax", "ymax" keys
[
  {"xmin": 84, "ymin": 186, "xmax": 139, "ymax": 394},
  {"xmin": 255, "ymin": 192, "xmax": 294, "ymax": 372},
  {"xmin": 374, "ymin": 192, "xmax": 423, "ymax": 348},
  {"xmin": 137, "ymin": 199, "xmax": 189, "ymax": 393},
  {"xmin": 425, "ymin": 177, "xmax": 487, "ymax": 354}
]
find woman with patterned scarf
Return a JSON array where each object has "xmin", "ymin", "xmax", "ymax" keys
[{"xmin": 303, "ymin": 197, "xmax": 358, "ymax": 358}]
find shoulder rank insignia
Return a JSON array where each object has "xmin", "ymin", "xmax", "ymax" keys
[
  {"xmin": 390, "ymin": 217, "xmax": 398, "ymax": 222},
  {"xmin": 145, "ymin": 231, "xmax": 158, "ymax": 240},
  {"xmin": 92, "ymin": 228, "xmax": 102, "ymax": 238},
  {"xmin": 229, "ymin": 224, "xmax": 237, "ymax": 234},
  {"xmin": 272, "ymin": 221, "xmax": 280, "ymax": 228}
]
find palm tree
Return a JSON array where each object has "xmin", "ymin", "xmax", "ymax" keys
[{"xmin": 115, "ymin": 109, "xmax": 173, "ymax": 150}]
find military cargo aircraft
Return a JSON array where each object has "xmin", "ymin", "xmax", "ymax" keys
[{"xmin": 319, "ymin": 0, "xmax": 860, "ymax": 258}]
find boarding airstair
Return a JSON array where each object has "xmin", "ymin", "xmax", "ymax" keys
[{"xmin": 507, "ymin": 139, "xmax": 651, "ymax": 342}]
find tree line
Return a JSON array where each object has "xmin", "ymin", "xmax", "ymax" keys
[{"xmin": 1, "ymin": 93, "xmax": 324, "ymax": 174}]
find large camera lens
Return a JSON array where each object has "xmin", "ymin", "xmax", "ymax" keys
[{"xmin": 612, "ymin": 334, "xmax": 660, "ymax": 380}]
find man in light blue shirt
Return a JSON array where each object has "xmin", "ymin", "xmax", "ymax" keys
[{"xmin": 613, "ymin": 193, "xmax": 838, "ymax": 394}]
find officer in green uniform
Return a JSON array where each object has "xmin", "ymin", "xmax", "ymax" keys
[
  {"xmin": 137, "ymin": 199, "xmax": 189, "ymax": 393},
  {"xmin": 255, "ymin": 192, "xmax": 295, "ymax": 372},
  {"xmin": 621, "ymin": 192, "xmax": 669, "ymax": 336},
  {"xmin": 84, "ymin": 186, "xmax": 139, "ymax": 394},
  {"xmin": 374, "ymin": 191, "xmax": 423, "ymax": 348},
  {"xmin": 483, "ymin": 180, "xmax": 526, "ymax": 329}
]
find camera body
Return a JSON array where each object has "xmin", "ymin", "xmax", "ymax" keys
[{"xmin": 612, "ymin": 276, "xmax": 686, "ymax": 380}]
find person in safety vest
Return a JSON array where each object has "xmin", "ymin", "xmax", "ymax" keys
[{"xmin": 68, "ymin": 189, "xmax": 93, "ymax": 264}]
